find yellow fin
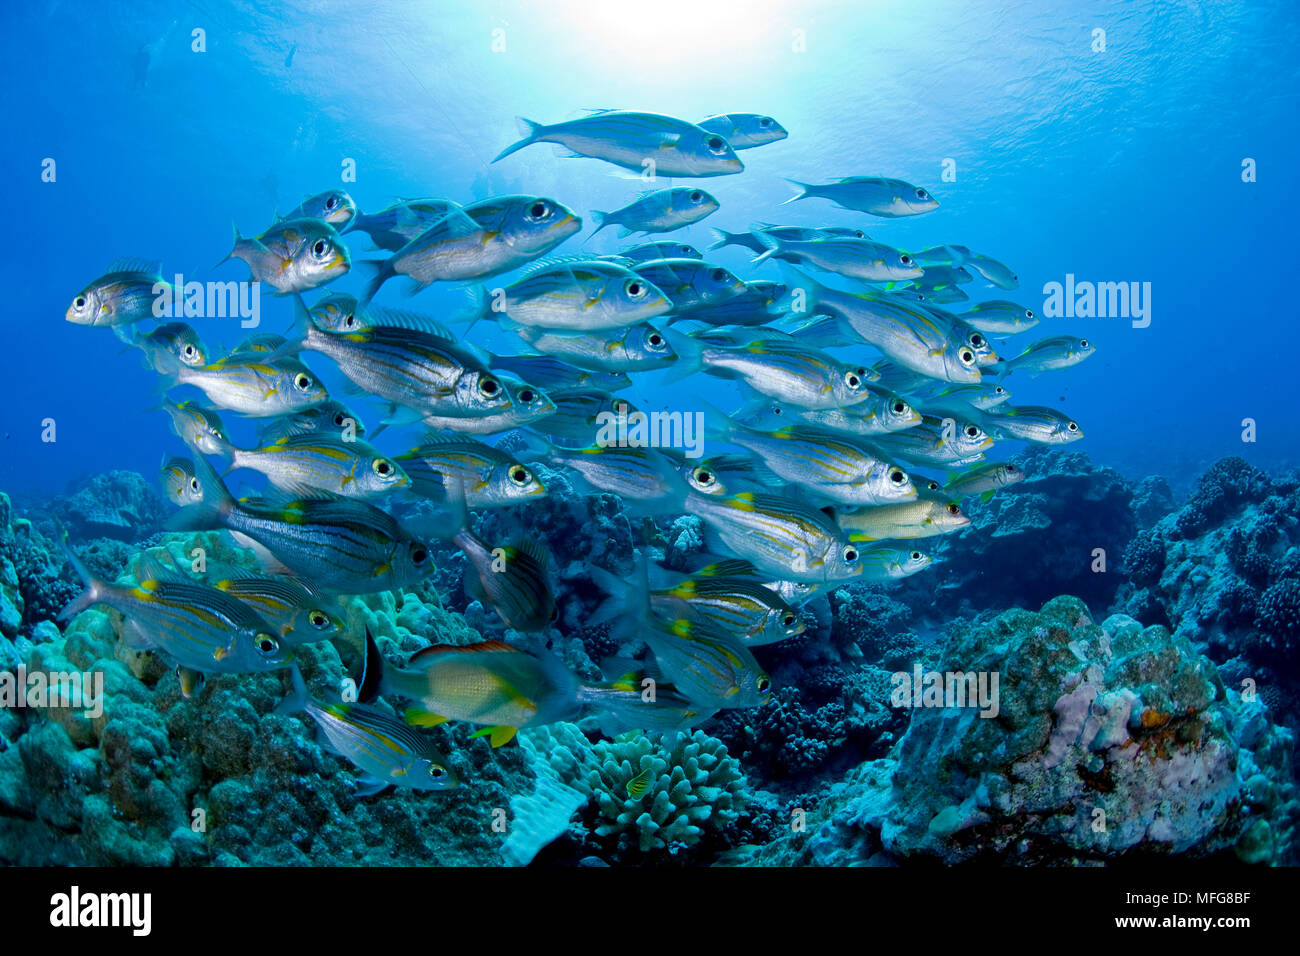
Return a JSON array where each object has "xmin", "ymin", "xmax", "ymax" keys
[
  {"xmin": 470, "ymin": 725, "xmax": 518, "ymax": 747},
  {"xmin": 404, "ymin": 708, "xmax": 448, "ymax": 727}
]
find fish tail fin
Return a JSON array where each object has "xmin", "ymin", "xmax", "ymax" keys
[
  {"xmin": 492, "ymin": 116, "xmax": 546, "ymax": 163},
  {"xmin": 706, "ymin": 228, "xmax": 735, "ymax": 252},
  {"xmin": 358, "ymin": 627, "xmax": 386, "ymax": 704},
  {"xmin": 584, "ymin": 563, "xmax": 634, "ymax": 629},
  {"xmin": 659, "ymin": 326, "xmax": 704, "ymax": 384},
  {"xmin": 359, "ymin": 258, "xmax": 395, "ymax": 305},
  {"xmin": 695, "ymin": 397, "xmax": 733, "ymax": 444},
  {"xmin": 513, "ymin": 431, "xmax": 556, "ymax": 464},
  {"xmin": 262, "ymin": 293, "xmax": 314, "ymax": 363},
  {"xmin": 455, "ymin": 285, "xmax": 493, "ymax": 334},
  {"xmin": 586, "ymin": 553, "xmax": 652, "ymax": 640},
  {"xmin": 166, "ymin": 454, "xmax": 236, "ymax": 532},
  {"xmin": 215, "ymin": 222, "xmax": 244, "ymax": 269},
  {"xmin": 55, "ymin": 527, "xmax": 105, "ymax": 623},
  {"xmin": 589, "ymin": 210, "xmax": 614, "ymax": 238},
  {"xmin": 274, "ymin": 664, "xmax": 309, "ymax": 716},
  {"xmin": 751, "ymin": 230, "xmax": 783, "ymax": 266},
  {"xmin": 775, "ymin": 263, "xmax": 824, "ymax": 313},
  {"xmin": 780, "ymin": 179, "xmax": 815, "ymax": 205}
]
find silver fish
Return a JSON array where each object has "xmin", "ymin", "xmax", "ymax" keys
[
  {"xmin": 783, "ymin": 177, "xmax": 939, "ymax": 217},
  {"xmin": 222, "ymin": 217, "xmax": 350, "ymax": 294},
  {"xmin": 493, "ymin": 111, "xmax": 743, "ymax": 177},
  {"xmin": 66, "ymin": 258, "xmax": 168, "ymax": 328},
  {"xmin": 593, "ymin": 187, "xmax": 719, "ymax": 237}
]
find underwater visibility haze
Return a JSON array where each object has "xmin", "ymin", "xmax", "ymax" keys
[{"xmin": 1, "ymin": 0, "xmax": 1298, "ymax": 872}]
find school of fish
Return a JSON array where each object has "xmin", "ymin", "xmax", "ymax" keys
[{"xmin": 61, "ymin": 108, "xmax": 1091, "ymax": 796}]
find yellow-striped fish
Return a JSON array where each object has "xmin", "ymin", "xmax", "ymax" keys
[
  {"xmin": 276, "ymin": 665, "xmax": 457, "ymax": 795},
  {"xmin": 58, "ymin": 542, "xmax": 291, "ymax": 675}
]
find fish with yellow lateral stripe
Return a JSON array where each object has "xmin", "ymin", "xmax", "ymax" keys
[
  {"xmin": 276, "ymin": 665, "xmax": 457, "ymax": 796},
  {"xmin": 210, "ymin": 432, "xmax": 409, "ymax": 500},
  {"xmin": 57, "ymin": 535, "xmax": 292, "ymax": 677}
]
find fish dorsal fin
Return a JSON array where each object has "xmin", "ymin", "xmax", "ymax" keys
[
  {"xmin": 517, "ymin": 254, "xmax": 625, "ymax": 281},
  {"xmin": 108, "ymin": 257, "xmax": 164, "ymax": 276},
  {"xmin": 363, "ymin": 307, "xmax": 454, "ymax": 339},
  {"xmin": 134, "ymin": 552, "xmax": 186, "ymax": 585},
  {"xmin": 508, "ymin": 539, "xmax": 551, "ymax": 568},
  {"xmin": 408, "ymin": 640, "xmax": 518, "ymax": 663}
]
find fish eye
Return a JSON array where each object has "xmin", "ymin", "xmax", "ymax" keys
[
  {"xmin": 782, "ymin": 613, "xmax": 796, "ymax": 627},
  {"xmin": 1067, "ymin": 421, "xmax": 1079, "ymax": 431},
  {"xmin": 771, "ymin": 404, "xmax": 783, "ymax": 416},
  {"xmin": 845, "ymin": 371, "xmax": 861, "ymax": 388},
  {"xmin": 900, "ymin": 255, "xmax": 913, "ymax": 266},
  {"xmin": 994, "ymin": 386, "xmax": 1006, "ymax": 395},
  {"xmin": 333, "ymin": 412, "xmax": 347, "ymax": 425},
  {"xmin": 73, "ymin": 295, "xmax": 87, "ymax": 309},
  {"xmin": 964, "ymin": 425, "xmax": 980, "ymax": 438},
  {"xmin": 1025, "ymin": 310, "xmax": 1034, "ymax": 320},
  {"xmin": 760, "ymin": 117, "xmax": 773, "ymax": 127},
  {"xmin": 891, "ymin": 400, "xmax": 907, "ymax": 414},
  {"xmin": 255, "ymin": 634, "xmax": 279, "ymax": 655},
  {"xmin": 294, "ymin": 372, "xmax": 313, "ymax": 391},
  {"xmin": 854, "ymin": 230, "xmax": 865, "ymax": 239},
  {"xmin": 479, "ymin": 377, "xmax": 500, "ymax": 397},
  {"xmin": 509, "ymin": 466, "xmax": 531, "ymax": 485},
  {"xmin": 189, "ymin": 477, "xmax": 200, "ymax": 491},
  {"xmin": 947, "ymin": 503, "xmax": 961, "ymax": 516},
  {"xmin": 689, "ymin": 190, "xmax": 704, "ymax": 203},
  {"xmin": 916, "ymin": 188, "xmax": 929, "ymax": 199},
  {"xmin": 183, "ymin": 345, "xmax": 196, "ymax": 357},
  {"xmin": 692, "ymin": 467, "xmax": 715, "ymax": 486},
  {"xmin": 518, "ymin": 387, "xmax": 537, "ymax": 403},
  {"xmin": 647, "ymin": 332, "xmax": 665, "ymax": 348},
  {"xmin": 889, "ymin": 469, "xmax": 906, "ymax": 484},
  {"xmin": 373, "ymin": 458, "xmax": 394, "ymax": 477},
  {"xmin": 710, "ymin": 268, "xmax": 727, "ymax": 282},
  {"xmin": 343, "ymin": 313, "xmax": 356, "ymax": 328},
  {"xmin": 429, "ymin": 765, "xmax": 447, "ymax": 779},
  {"xmin": 910, "ymin": 551, "xmax": 923, "ymax": 560},
  {"xmin": 311, "ymin": 239, "xmax": 330, "ymax": 258},
  {"xmin": 927, "ymin": 480, "xmax": 939, "ymax": 490},
  {"xmin": 705, "ymin": 137, "xmax": 725, "ymax": 154},
  {"xmin": 410, "ymin": 545, "xmax": 429, "ymax": 565},
  {"xmin": 308, "ymin": 610, "xmax": 330, "ymax": 629},
  {"xmin": 325, "ymin": 196, "xmax": 338, "ymax": 209},
  {"xmin": 842, "ymin": 546, "xmax": 859, "ymax": 563},
  {"xmin": 527, "ymin": 201, "xmax": 551, "ymax": 220},
  {"xmin": 960, "ymin": 349, "xmax": 975, "ymax": 365},
  {"xmin": 624, "ymin": 279, "xmax": 647, "ymax": 300},
  {"xmin": 756, "ymin": 676, "xmax": 772, "ymax": 693},
  {"xmin": 970, "ymin": 333, "xmax": 986, "ymax": 348},
  {"xmin": 1080, "ymin": 339, "xmax": 1090, "ymax": 348}
]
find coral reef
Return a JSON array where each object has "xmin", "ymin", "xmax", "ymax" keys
[
  {"xmin": 521, "ymin": 723, "xmax": 749, "ymax": 858},
  {"xmin": 748, "ymin": 597, "xmax": 1298, "ymax": 865}
]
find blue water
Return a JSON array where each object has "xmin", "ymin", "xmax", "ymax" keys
[{"xmin": 4, "ymin": 0, "xmax": 1298, "ymax": 493}]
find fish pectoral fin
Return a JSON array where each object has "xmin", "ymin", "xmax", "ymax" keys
[
  {"xmin": 404, "ymin": 708, "xmax": 448, "ymax": 727},
  {"xmin": 353, "ymin": 774, "xmax": 390, "ymax": 798},
  {"xmin": 980, "ymin": 489, "xmax": 995, "ymax": 503},
  {"xmin": 479, "ymin": 230, "xmax": 501, "ymax": 246},
  {"xmin": 470, "ymin": 725, "xmax": 518, "ymax": 748},
  {"xmin": 656, "ymin": 133, "xmax": 681, "ymax": 149}
]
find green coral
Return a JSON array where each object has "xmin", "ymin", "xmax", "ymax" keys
[{"xmin": 587, "ymin": 730, "xmax": 748, "ymax": 854}]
